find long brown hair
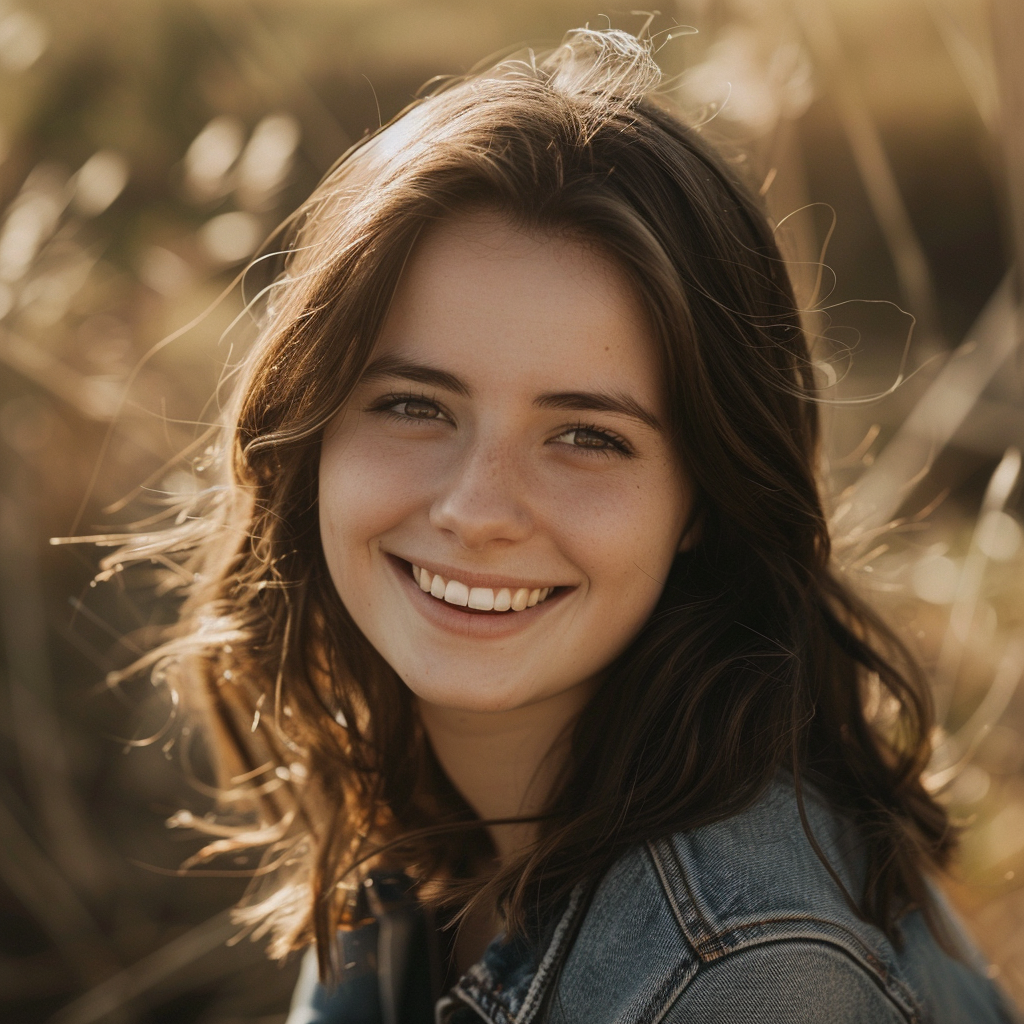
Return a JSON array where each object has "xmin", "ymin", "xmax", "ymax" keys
[{"xmin": 103, "ymin": 28, "xmax": 952, "ymax": 975}]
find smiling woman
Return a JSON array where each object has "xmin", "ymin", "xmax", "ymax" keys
[
  {"xmin": 319, "ymin": 212, "xmax": 691, "ymax": 716},
  {"xmin": 103, "ymin": 27, "xmax": 1014, "ymax": 1024},
  {"xmin": 318, "ymin": 214, "xmax": 693, "ymax": 973}
]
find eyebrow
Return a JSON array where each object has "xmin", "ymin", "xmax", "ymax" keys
[
  {"xmin": 359, "ymin": 356, "xmax": 661, "ymax": 431},
  {"xmin": 534, "ymin": 391, "xmax": 662, "ymax": 432},
  {"xmin": 359, "ymin": 355, "xmax": 471, "ymax": 396}
]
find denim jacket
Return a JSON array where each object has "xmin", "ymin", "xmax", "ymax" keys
[{"xmin": 286, "ymin": 780, "xmax": 1017, "ymax": 1023}]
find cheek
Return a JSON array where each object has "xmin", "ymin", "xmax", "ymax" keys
[
  {"xmin": 318, "ymin": 420, "xmax": 434, "ymax": 574},
  {"xmin": 590, "ymin": 479, "xmax": 687, "ymax": 656},
  {"xmin": 542, "ymin": 460, "xmax": 688, "ymax": 598}
]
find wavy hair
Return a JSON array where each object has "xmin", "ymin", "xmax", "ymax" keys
[{"xmin": 102, "ymin": 28, "xmax": 953, "ymax": 977}]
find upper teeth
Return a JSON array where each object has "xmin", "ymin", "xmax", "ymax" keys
[{"xmin": 411, "ymin": 564, "xmax": 552, "ymax": 612}]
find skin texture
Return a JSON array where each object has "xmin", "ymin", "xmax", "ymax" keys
[{"xmin": 318, "ymin": 210, "xmax": 694, "ymax": 965}]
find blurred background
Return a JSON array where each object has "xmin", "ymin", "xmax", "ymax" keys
[{"xmin": 0, "ymin": 0, "xmax": 1021, "ymax": 1020}]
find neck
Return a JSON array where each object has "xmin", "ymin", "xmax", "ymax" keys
[{"xmin": 417, "ymin": 682, "xmax": 594, "ymax": 865}]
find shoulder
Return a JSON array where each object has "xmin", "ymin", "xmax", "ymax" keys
[
  {"xmin": 648, "ymin": 776, "xmax": 873, "ymax": 956},
  {"xmin": 552, "ymin": 780, "xmax": 1013, "ymax": 1024},
  {"xmin": 659, "ymin": 939, "xmax": 908, "ymax": 1023},
  {"xmin": 570, "ymin": 778, "xmax": 886, "ymax": 957}
]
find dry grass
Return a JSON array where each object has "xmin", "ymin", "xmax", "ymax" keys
[{"xmin": 0, "ymin": 0, "xmax": 1020, "ymax": 1019}]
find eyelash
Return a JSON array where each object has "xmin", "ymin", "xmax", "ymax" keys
[
  {"xmin": 556, "ymin": 421, "xmax": 634, "ymax": 457},
  {"xmin": 367, "ymin": 392, "xmax": 634, "ymax": 457},
  {"xmin": 368, "ymin": 391, "xmax": 452, "ymax": 422}
]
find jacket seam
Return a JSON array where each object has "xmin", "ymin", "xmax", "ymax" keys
[
  {"xmin": 648, "ymin": 935, "xmax": 923, "ymax": 1024},
  {"xmin": 704, "ymin": 913, "xmax": 925, "ymax": 1015},
  {"xmin": 647, "ymin": 836, "xmax": 926, "ymax": 1020},
  {"xmin": 516, "ymin": 883, "xmax": 586, "ymax": 1024},
  {"xmin": 646, "ymin": 838, "xmax": 728, "ymax": 961},
  {"xmin": 447, "ymin": 883, "xmax": 587, "ymax": 1024}
]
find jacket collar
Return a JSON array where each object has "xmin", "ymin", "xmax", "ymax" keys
[{"xmin": 436, "ymin": 884, "xmax": 586, "ymax": 1024}]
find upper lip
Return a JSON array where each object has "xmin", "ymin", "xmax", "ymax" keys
[{"xmin": 389, "ymin": 553, "xmax": 574, "ymax": 592}]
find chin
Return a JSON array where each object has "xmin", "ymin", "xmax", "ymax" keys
[{"xmin": 402, "ymin": 674, "xmax": 534, "ymax": 714}]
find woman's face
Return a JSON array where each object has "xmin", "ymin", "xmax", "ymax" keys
[{"xmin": 319, "ymin": 210, "xmax": 693, "ymax": 714}]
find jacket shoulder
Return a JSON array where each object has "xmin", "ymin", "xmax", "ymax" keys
[
  {"xmin": 551, "ymin": 780, "xmax": 922, "ymax": 1023},
  {"xmin": 552, "ymin": 780, "xmax": 1014, "ymax": 1024},
  {"xmin": 651, "ymin": 778, "xmax": 876, "ymax": 957},
  {"xmin": 660, "ymin": 939, "xmax": 909, "ymax": 1023}
]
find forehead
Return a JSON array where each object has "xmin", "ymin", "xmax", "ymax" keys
[{"xmin": 373, "ymin": 210, "xmax": 663, "ymax": 403}]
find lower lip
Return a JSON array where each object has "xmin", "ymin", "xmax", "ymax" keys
[{"xmin": 387, "ymin": 555, "xmax": 571, "ymax": 639}]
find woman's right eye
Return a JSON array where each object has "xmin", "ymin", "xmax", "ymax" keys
[{"xmin": 371, "ymin": 395, "xmax": 451, "ymax": 423}]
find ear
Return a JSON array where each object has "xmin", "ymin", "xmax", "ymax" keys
[{"xmin": 678, "ymin": 508, "xmax": 703, "ymax": 553}]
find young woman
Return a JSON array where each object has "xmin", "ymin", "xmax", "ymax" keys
[{"xmin": 111, "ymin": 28, "xmax": 1015, "ymax": 1023}]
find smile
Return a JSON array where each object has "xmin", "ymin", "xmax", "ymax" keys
[{"xmin": 410, "ymin": 563, "xmax": 556, "ymax": 612}]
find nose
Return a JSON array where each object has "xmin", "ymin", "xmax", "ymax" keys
[{"xmin": 429, "ymin": 437, "xmax": 532, "ymax": 549}]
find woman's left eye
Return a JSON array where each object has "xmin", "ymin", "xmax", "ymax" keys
[
  {"xmin": 392, "ymin": 398, "xmax": 443, "ymax": 419},
  {"xmin": 552, "ymin": 426, "xmax": 631, "ymax": 455}
]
